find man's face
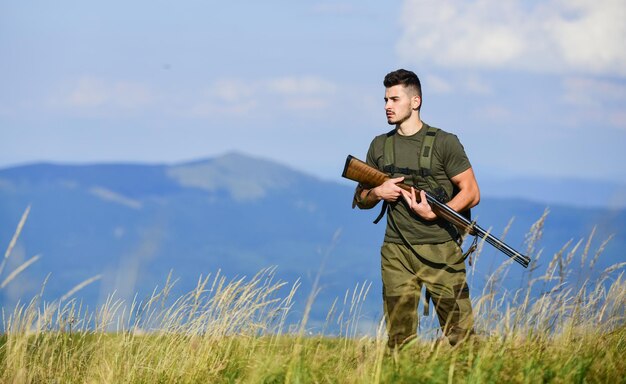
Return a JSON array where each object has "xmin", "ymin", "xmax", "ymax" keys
[{"xmin": 384, "ymin": 84, "xmax": 420, "ymax": 125}]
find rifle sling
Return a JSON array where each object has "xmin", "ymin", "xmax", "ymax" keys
[{"xmin": 373, "ymin": 201, "xmax": 387, "ymax": 224}]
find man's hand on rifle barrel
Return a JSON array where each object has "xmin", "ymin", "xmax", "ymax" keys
[{"xmin": 401, "ymin": 187, "xmax": 437, "ymax": 221}]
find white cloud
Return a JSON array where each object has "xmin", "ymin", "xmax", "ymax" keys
[
  {"xmin": 560, "ymin": 76, "xmax": 626, "ymax": 130},
  {"xmin": 464, "ymin": 75, "xmax": 493, "ymax": 95},
  {"xmin": 424, "ymin": 74, "xmax": 453, "ymax": 94},
  {"xmin": 57, "ymin": 76, "xmax": 157, "ymax": 110},
  {"xmin": 473, "ymin": 104, "xmax": 513, "ymax": 123},
  {"xmin": 65, "ymin": 77, "xmax": 109, "ymax": 107},
  {"xmin": 187, "ymin": 99, "xmax": 258, "ymax": 117},
  {"xmin": 182, "ymin": 78, "xmax": 260, "ymax": 117},
  {"xmin": 52, "ymin": 75, "xmax": 340, "ymax": 119},
  {"xmin": 265, "ymin": 76, "xmax": 337, "ymax": 96},
  {"xmin": 283, "ymin": 97, "xmax": 329, "ymax": 111},
  {"xmin": 561, "ymin": 76, "xmax": 626, "ymax": 129},
  {"xmin": 113, "ymin": 82, "xmax": 156, "ymax": 109},
  {"xmin": 266, "ymin": 76, "xmax": 336, "ymax": 111},
  {"xmin": 190, "ymin": 75, "xmax": 338, "ymax": 116},
  {"xmin": 609, "ymin": 111, "xmax": 626, "ymax": 129},
  {"xmin": 398, "ymin": 0, "xmax": 626, "ymax": 77},
  {"xmin": 424, "ymin": 73, "xmax": 493, "ymax": 95},
  {"xmin": 562, "ymin": 76, "xmax": 626, "ymax": 107},
  {"xmin": 211, "ymin": 79, "xmax": 255, "ymax": 103}
]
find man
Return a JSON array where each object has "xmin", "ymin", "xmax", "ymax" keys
[{"xmin": 353, "ymin": 69, "xmax": 480, "ymax": 348}]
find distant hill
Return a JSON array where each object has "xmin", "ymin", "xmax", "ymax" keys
[{"xmin": 1, "ymin": 153, "xmax": 624, "ymax": 331}]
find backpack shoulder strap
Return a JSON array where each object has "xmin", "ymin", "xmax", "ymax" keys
[
  {"xmin": 383, "ymin": 130, "xmax": 395, "ymax": 169},
  {"xmin": 417, "ymin": 126, "xmax": 449, "ymax": 202},
  {"xmin": 418, "ymin": 126, "xmax": 439, "ymax": 175}
]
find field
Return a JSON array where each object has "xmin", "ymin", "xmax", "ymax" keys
[{"xmin": 1, "ymin": 209, "xmax": 625, "ymax": 383}]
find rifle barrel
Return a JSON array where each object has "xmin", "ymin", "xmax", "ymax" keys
[{"xmin": 424, "ymin": 192, "xmax": 530, "ymax": 268}]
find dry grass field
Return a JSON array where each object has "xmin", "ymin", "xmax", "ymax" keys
[{"xmin": 1, "ymin": 208, "xmax": 624, "ymax": 383}]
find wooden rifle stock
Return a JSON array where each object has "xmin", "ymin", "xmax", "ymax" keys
[{"xmin": 342, "ymin": 155, "xmax": 530, "ymax": 268}]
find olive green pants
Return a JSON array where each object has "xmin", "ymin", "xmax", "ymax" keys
[{"xmin": 381, "ymin": 241, "xmax": 474, "ymax": 348}]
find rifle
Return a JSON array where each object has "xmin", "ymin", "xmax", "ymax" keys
[{"xmin": 342, "ymin": 155, "xmax": 530, "ymax": 268}]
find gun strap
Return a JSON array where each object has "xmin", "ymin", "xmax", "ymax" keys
[
  {"xmin": 424, "ymin": 288, "xmax": 432, "ymax": 316},
  {"xmin": 373, "ymin": 201, "xmax": 387, "ymax": 224},
  {"xmin": 463, "ymin": 236, "xmax": 479, "ymax": 266}
]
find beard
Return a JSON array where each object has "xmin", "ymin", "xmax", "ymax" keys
[{"xmin": 386, "ymin": 110, "xmax": 411, "ymax": 125}]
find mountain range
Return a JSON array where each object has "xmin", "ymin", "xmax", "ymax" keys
[{"xmin": 1, "ymin": 152, "xmax": 624, "ymax": 332}]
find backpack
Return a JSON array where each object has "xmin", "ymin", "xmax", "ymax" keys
[{"xmin": 374, "ymin": 126, "xmax": 471, "ymax": 223}]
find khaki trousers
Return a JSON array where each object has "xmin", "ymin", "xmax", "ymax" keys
[{"xmin": 381, "ymin": 241, "xmax": 474, "ymax": 348}]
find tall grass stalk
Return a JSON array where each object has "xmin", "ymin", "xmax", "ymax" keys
[{"xmin": 0, "ymin": 206, "xmax": 40, "ymax": 289}]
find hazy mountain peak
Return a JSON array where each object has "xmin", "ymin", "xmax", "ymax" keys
[{"xmin": 166, "ymin": 152, "xmax": 305, "ymax": 201}]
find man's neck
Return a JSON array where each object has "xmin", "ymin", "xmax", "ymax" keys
[{"xmin": 397, "ymin": 117, "xmax": 423, "ymax": 136}]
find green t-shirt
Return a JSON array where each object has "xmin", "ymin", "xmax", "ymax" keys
[{"xmin": 365, "ymin": 123, "xmax": 472, "ymax": 244}]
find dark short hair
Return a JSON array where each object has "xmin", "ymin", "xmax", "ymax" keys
[{"xmin": 383, "ymin": 69, "xmax": 422, "ymax": 107}]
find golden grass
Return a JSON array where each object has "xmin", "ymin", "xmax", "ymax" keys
[{"xmin": 0, "ymin": 210, "xmax": 625, "ymax": 383}]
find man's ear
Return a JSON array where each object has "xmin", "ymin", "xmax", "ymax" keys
[{"xmin": 412, "ymin": 95, "xmax": 421, "ymax": 110}]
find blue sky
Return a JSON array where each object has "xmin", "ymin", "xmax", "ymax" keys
[{"xmin": 2, "ymin": 0, "xmax": 625, "ymax": 183}]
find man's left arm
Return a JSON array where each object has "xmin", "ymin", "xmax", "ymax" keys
[{"xmin": 447, "ymin": 167, "xmax": 480, "ymax": 213}]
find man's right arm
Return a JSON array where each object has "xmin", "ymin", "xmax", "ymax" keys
[
  {"xmin": 353, "ymin": 184, "xmax": 378, "ymax": 209},
  {"xmin": 352, "ymin": 135, "xmax": 404, "ymax": 209},
  {"xmin": 353, "ymin": 177, "xmax": 406, "ymax": 209}
]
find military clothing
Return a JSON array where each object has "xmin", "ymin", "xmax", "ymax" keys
[
  {"xmin": 365, "ymin": 123, "xmax": 471, "ymax": 245},
  {"xmin": 381, "ymin": 241, "xmax": 473, "ymax": 347},
  {"xmin": 359, "ymin": 122, "xmax": 475, "ymax": 348}
]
